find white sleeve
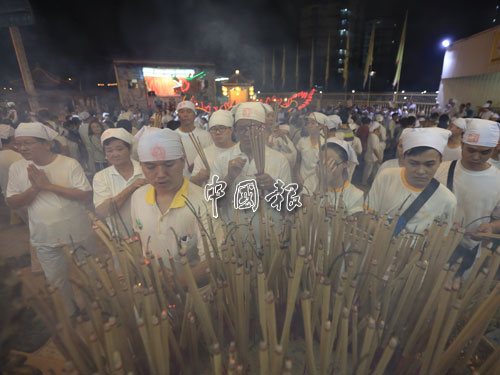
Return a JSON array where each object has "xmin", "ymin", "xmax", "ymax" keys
[
  {"xmin": 69, "ymin": 159, "xmax": 92, "ymax": 191},
  {"xmin": 6, "ymin": 162, "xmax": 25, "ymax": 198},
  {"xmin": 92, "ymin": 170, "xmax": 112, "ymax": 207},
  {"xmin": 347, "ymin": 190, "xmax": 364, "ymax": 215},
  {"xmin": 433, "ymin": 163, "xmax": 449, "ymax": 186},
  {"xmin": 211, "ymin": 154, "xmax": 226, "ymax": 180},
  {"xmin": 191, "ymin": 155, "xmax": 204, "ymax": 177},
  {"xmin": 277, "ymin": 154, "xmax": 292, "ymax": 185},
  {"xmin": 367, "ymin": 172, "xmax": 384, "ymax": 213}
]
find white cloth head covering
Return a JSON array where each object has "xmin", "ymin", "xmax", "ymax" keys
[
  {"xmin": 463, "ymin": 119, "xmax": 500, "ymax": 148},
  {"xmin": 15, "ymin": 122, "xmax": 58, "ymax": 141},
  {"xmin": 401, "ymin": 128, "xmax": 451, "ymax": 154},
  {"xmin": 327, "ymin": 115, "xmax": 342, "ymax": 130},
  {"xmin": 450, "ymin": 117, "xmax": 467, "ymax": 131},
  {"xmin": 209, "ymin": 110, "xmax": 234, "ymax": 128},
  {"xmin": 308, "ymin": 112, "xmax": 329, "ymax": 126},
  {"xmin": 176, "ymin": 101, "xmax": 196, "ymax": 113},
  {"xmin": 279, "ymin": 124, "xmax": 290, "ymax": 132},
  {"xmin": 369, "ymin": 121, "xmax": 381, "ymax": 132},
  {"xmin": 136, "ymin": 127, "xmax": 184, "ymax": 162},
  {"xmin": 102, "ymin": 112, "xmax": 110, "ymax": 118},
  {"xmin": 233, "ymin": 102, "xmax": 266, "ymax": 123},
  {"xmin": 491, "ymin": 113, "xmax": 499, "ymax": 120},
  {"xmin": 101, "ymin": 128, "xmax": 135, "ymax": 145},
  {"xmin": 326, "ymin": 137, "xmax": 358, "ymax": 165},
  {"xmin": 262, "ymin": 103, "xmax": 274, "ymax": 114},
  {"xmin": 482, "ymin": 102, "xmax": 491, "ymax": 108},
  {"xmin": 7, "ymin": 102, "xmax": 15, "ymax": 107},
  {"xmin": 375, "ymin": 114, "xmax": 384, "ymax": 122},
  {"xmin": 0, "ymin": 124, "xmax": 15, "ymax": 139},
  {"xmin": 79, "ymin": 111, "xmax": 90, "ymax": 120}
]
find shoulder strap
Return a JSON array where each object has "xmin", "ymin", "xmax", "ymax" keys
[
  {"xmin": 393, "ymin": 178, "xmax": 441, "ymax": 237},
  {"xmin": 447, "ymin": 160, "xmax": 457, "ymax": 191}
]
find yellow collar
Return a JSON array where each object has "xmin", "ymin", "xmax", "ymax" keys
[
  {"xmin": 328, "ymin": 180, "xmax": 350, "ymax": 193},
  {"xmin": 401, "ymin": 168, "xmax": 424, "ymax": 192},
  {"xmin": 145, "ymin": 177, "xmax": 189, "ymax": 208}
]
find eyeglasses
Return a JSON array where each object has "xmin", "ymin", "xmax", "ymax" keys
[
  {"xmin": 16, "ymin": 140, "xmax": 42, "ymax": 148},
  {"xmin": 209, "ymin": 126, "xmax": 231, "ymax": 134}
]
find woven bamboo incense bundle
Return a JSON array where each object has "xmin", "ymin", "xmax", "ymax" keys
[{"xmin": 17, "ymin": 198, "xmax": 500, "ymax": 374}]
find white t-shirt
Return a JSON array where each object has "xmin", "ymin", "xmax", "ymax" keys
[
  {"xmin": 435, "ymin": 161, "xmax": 500, "ymax": 249},
  {"xmin": 175, "ymin": 127, "xmax": 213, "ymax": 174},
  {"xmin": 376, "ymin": 158, "xmax": 401, "ymax": 177},
  {"xmin": 0, "ymin": 149, "xmax": 23, "ymax": 197},
  {"xmin": 379, "ymin": 126, "xmax": 387, "ymax": 154},
  {"xmin": 93, "ymin": 159, "xmax": 144, "ymax": 236},
  {"xmin": 192, "ymin": 143, "xmax": 237, "ymax": 177},
  {"xmin": 442, "ymin": 145, "xmax": 462, "ymax": 162},
  {"xmin": 296, "ymin": 137, "xmax": 320, "ymax": 181},
  {"xmin": 480, "ymin": 110, "xmax": 494, "ymax": 120},
  {"xmin": 487, "ymin": 157, "xmax": 500, "ymax": 169},
  {"xmin": 303, "ymin": 176, "xmax": 364, "ymax": 216},
  {"xmin": 268, "ymin": 134, "xmax": 297, "ymax": 169},
  {"xmin": 365, "ymin": 133, "xmax": 380, "ymax": 162},
  {"xmin": 130, "ymin": 178, "xmax": 209, "ymax": 265},
  {"xmin": 6, "ymin": 155, "xmax": 92, "ymax": 246},
  {"xmin": 367, "ymin": 167, "xmax": 457, "ymax": 234}
]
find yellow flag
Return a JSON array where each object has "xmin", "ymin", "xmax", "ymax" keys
[
  {"xmin": 309, "ymin": 38, "xmax": 314, "ymax": 89},
  {"xmin": 393, "ymin": 11, "xmax": 408, "ymax": 88},
  {"xmin": 282, "ymin": 45, "xmax": 286, "ymax": 89},
  {"xmin": 271, "ymin": 48, "xmax": 276, "ymax": 90},
  {"xmin": 343, "ymin": 32, "xmax": 350, "ymax": 89},
  {"xmin": 363, "ymin": 23, "xmax": 375, "ymax": 88},
  {"xmin": 295, "ymin": 44, "xmax": 299, "ymax": 91},
  {"xmin": 325, "ymin": 32, "xmax": 331, "ymax": 90}
]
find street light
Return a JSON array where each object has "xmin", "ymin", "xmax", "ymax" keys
[{"xmin": 441, "ymin": 39, "xmax": 450, "ymax": 48}]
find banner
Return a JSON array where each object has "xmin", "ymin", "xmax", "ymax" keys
[
  {"xmin": 363, "ymin": 23, "xmax": 375, "ymax": 88},
  {"xmin": 343, "ymin": 32, "xmax": 350, "ymax": 89},
  {"xmin": 392, "ymin": 11, "xmax": 408, "ymax": 88}
]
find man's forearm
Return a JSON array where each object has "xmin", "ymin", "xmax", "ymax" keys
[
  {"xmin": 45, "ymin": 184, "xmax": 92, "ymax": 202},
  {"xmin": 6, "ymin": 187, "xmax": 39, "ymax": 209}
]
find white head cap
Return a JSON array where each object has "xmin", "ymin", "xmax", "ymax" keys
[
  {"xmin": 101, "ymin": 128, "xmax": 135, "ymax": 146},
  {"xmin": 375, "ymin": 114, "xmax": 384, "ymax": 122},
  {"xmin": 450, "ymin": 117, "xmax": 467, "ymax": 131},
  {"xmin": 102, "ymin": 112, "xmax": 110, "ymax": 118},
  {"xmin": 279, "ymin": 124, "xmax": 290, "ymax": 132},
  {"xmin": 79, "ymin": 111, "xmax": 90, "ymax": 121},
  {"xmin": 308, "ymin": 112, "xmax": 329, "ymax": 126},
  {"xmin": 233, "ymin": 102, "xmax": 266, "ymax": 123},
  {"xmin": 401, "ymin": 128, "xmax": 451, "ymax": 155},
  {"xmin": 176, "ymin": 101, "xmax": 196, "ymax": 113},
  {"xmin": 482, "ymin": 102, "xmax": 491, "ymax": 108},
  {"xmin": 209, "ymin": 110, "xmax": 234, "ymax": 128},
  {"xmin": 15, "ymin": 122, "xmax": 58, "ymax": 141},
  {"xmin": 369, "ymin": 121, "xmax": 381, "ymax": 132},
  {"xmin": 262, "ymin": 103, "xmax": 274, "ymax": 114},
  {"xmin": 327, "ymin": 115, "xmax": 342, "ymax": 130},
  {"xmin": 326, "ymin": 137, "xmax": 358, "ymax": 165},
  {"xmin": 137, "ymin": 127, "xmax": 184, "ymax": 162},
  {"xmin": 463, "ymin": 119, "xmax": 500, "ymax": 148},
  {"xmin": 7, "ymin": 102, "xmax": 15, "ymax": 108},
  {"xmin": 0, "ymin": 124, "xmax": 15, "ymax": 139}
]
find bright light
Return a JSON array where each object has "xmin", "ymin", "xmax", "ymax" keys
[
  {"xmin": 370, "ymin": 70, "xmax": 376, "ymax": 76},
  {"xmin": 68, "ymin": 77, "xmax": 72, "ymax": 81},
  {"xmin": 394, "ymin": 91, "xmax": 397, "ymax": 94},
  {"xmin": 143, "ymin": 67, "xmax": 195, "ymax": 78},
  {"xmin": 403, "ymin": 96, "xmax": 407, "ymax": 100},
  {"xmin": 435, "ymin": 90, "xmax": 439, "ymax": 93},
  {"xmin": 441, "ymin": 39, "xmax": 450, "ymax": 48},
  {"xmin": 215, "ymin": 77, "xmax": 229, "ymax": 82},
  {"xmin": 352, "ymin": 90, "xmax": 355, "ymax": 93},
  {"xmin": 401, "ymin": 90, "xmax": 405, "ymax": 93},
  {"xmin": 319, "ymin": 91, "xmax": 323, "ymax": 94},
  {"xmin": 235, "ymin": 70, "xmax": 240, "ymax": 74},
  {"xmin": 257, "ymin": 91, "xmax": 261, "ymax": 94},
  {"xmin": 423, "ymin": 90, "xmax": 427, "ymax": 93}
]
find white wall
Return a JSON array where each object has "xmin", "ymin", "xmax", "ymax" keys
[{"xmin": 438, "ymin": 72, "xmax": 500, "ymax": 109}]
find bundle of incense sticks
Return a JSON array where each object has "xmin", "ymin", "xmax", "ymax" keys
[
  {"xmin": 249, "ymin": 126, "xmax": 266, "ymax": 175},
  {"xmin": 18, "ymin": 199, "xmax": 500, "ymax": 375},
  {"xmin": 188, "ymin": 132, "xmax": 210, "ymax": 171}
]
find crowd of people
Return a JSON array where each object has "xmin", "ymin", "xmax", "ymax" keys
[{"xmin": 0, "ymin": 97, "xmax": 499, "ymax": 316}]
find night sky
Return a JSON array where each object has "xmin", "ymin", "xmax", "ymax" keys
[{"xmin": 0, "ymin": 0, "xmax": 499, "ymax": 92}]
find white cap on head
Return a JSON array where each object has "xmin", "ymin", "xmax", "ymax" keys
[
  {"xmin": 102, "ymin": 112, "xmax": 110, "ymax": 118},
  {"xmin": 136, "ymin": 127, "xmax": 184, "ymax": 162},
  {"xmin": 0, "ymin": 124, "xmax": 15, "ymax": 139},
  {"xmin": 279, "ymin": 124, "xmax": 290, "ymax": 132},
  {"xmin": 369, "ymin": 121, "xmax": 381, "ymax": 132},
  {"xmin": 209, "ymin": 110, "xmax": 234, "ymax": 128},
  {"xmin": 262, "ymin": 103, "xmax": 274, "ymax": 114},
  {"xmin": 101, "ymin": 128, "xmax": 135, "ymax": 146},
  {"xmin": 326, "ymin": 137, "xmax": 358, "ymax": 165},
  {"xmin": 401, "ymin": 128, "xmax": 451, "ymax": 155},
  {"xmin": 482, "ymin": 102, "xmax": 491, "ymax": 108},
  {"xmin": 79, "ymin": 111, "xmax": 90, "ymax": 120},
  {"xmin": 327, "ymin": 115, "xmax": 342, "ymax": 130},
  {"xmin": 176, "ymin": 101, "xmax": 196, "ymax": 113},
  {"xmin": 233, "ymin": 102, "xmax": 266, "ymax": 123},
  {"xmin": 450, "ymin": 117, "xmax": 467, "ymax": 131},
  {"xmin": 463, "ymin": 119, "xmax": 500, "ymax": 148},
  {"xmin": 7, "ymin": 102, "xmax": 15, "ymax": 107},
  {"xmin": 15, "ymin": 122, "xmax": 58, "ymax": 141},
  {"xmin": 308, "ymin": 112, "xmax": 329, "ymax": 126},
  {"xmin": 375, "ymin": 114, "xmax": 384, "ymax": 122}
]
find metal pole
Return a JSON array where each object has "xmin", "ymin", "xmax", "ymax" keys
[{"xmin": 9, "ymin": 26, "xmax": 38, "ymax": 112}]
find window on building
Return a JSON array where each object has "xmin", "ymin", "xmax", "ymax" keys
[
  {"xmin": 339, "ymin": 29, "xmax": 347, "ymax": 36},
  {"xmin": 340, "ymin": 8, "xmax": 348, "ymax": 16},
  {"xmin": 338, "ymin": 49, "xmax": 346, "ymax": 56},
  {"xmin": 341, "ymin": 19, "xmax": 347, "ymax": 26},
  {"xmin": 338, "ymin": 68, "xmax": 344, "ymax": 74},
  {"xmin": 338, "ymin": 58, "xmax": 344, "ymax": 64}
]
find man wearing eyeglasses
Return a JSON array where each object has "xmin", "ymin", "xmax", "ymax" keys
[
  {"xmin": 190, "ymin": 110, "xmax": 237, "ymax": 187},
  {"xmin": 211, "ymin": 102, "xmax": 291, "ymax": 232},
  {"xmin": 6, "ymin": 122, "xmax": 93, "ymax": 316}
]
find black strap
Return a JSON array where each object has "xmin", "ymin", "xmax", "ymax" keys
[
  {"xmin": 447, "ymin": 160, "xmax": 457, "ymax": 191},
  {"xmin": 393, "ymin": 178, "xmax": 441, "ymax": 237}
]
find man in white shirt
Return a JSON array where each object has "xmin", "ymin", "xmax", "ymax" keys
[
  {"xmin": 190, "ymin": 110, "xmax": 237, "ymax": 187},
  {"xmin": 131, "ymin": 127, "xmax": 212, "ymax": 285},
  {"xmin": 367, "ymin": 128, "xmax": 456, "ymax": 235},
  {"xmin": 479, "ymin": 102, "xmax": 494, "ymax": 120},
  {"xmin": 0, "ymin": 125, "xmax": 22, "ymax": 198},
  {"xmin": 488, "ymin": 138, "xmax": 500, "ymax": 169},
  {"xmin": 6, "ymin": 122, "xmax": 93, "ymax": 315},
  {"xmin": 262, "ymin": 104, "xmax": 297, "ymax": 169},
  {"xmin": 442, "ymin": 117, "xmax": 466, "ymax": 162},
  {"xmin": 174, "ymin": 101, "xmax": 213, "ymax": 177},
  {"xmin": 435, "ymin": 119, "xmax": 500, "ymax": 274},
  {"xmin": 361, "ymin": 121, "xmax": 383, "ymax": 186},
  {"xmin": 78, "ymin": 111, "xmax": 94, "ymax": 172}
]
